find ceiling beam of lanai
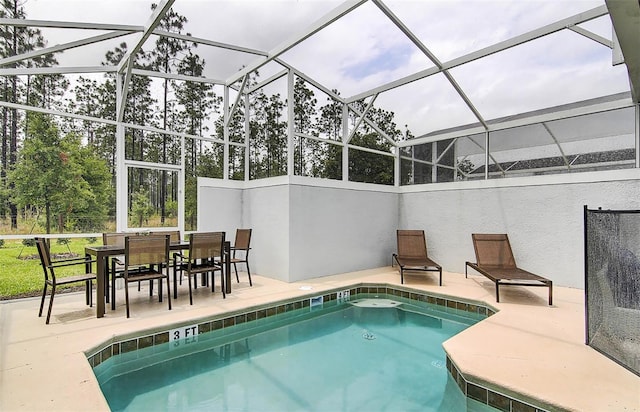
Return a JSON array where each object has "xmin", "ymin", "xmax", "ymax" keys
[
  {"xmin": 116, "ymin": 0, "xmax": 175, "ymax": 122},
  {"xmin": 226, "ymin": 0, "xmax": 368, "ymax": 86},
  {"xmin": 372, "ymin": 0, "xmax": 488, "ymax": 131}
]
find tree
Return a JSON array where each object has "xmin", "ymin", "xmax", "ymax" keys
[
  {"xmin": 10, "ymin": 113, "xmax": 108, "ymax": 233},
  {"xmin": 292, "ymin": 77, "xmax": 319, "ymax": 176},
  {"xmin": 150, "ymin": 4, "xmax": 191, "ymax": 224},
  {"xmin": 0, "ymin": 0, "xmax": 58, "ymax": 229},
  {"xmin": 130, "ymin": 189, "xmax": 153, "ymax": 227}
]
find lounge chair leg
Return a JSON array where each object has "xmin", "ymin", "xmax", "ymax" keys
[
  {"xmin": 548, "ymin": 282, "xmax": 553, "ymax": 305},
  {"xmin": 439, "ymin": 270, "xmax": 442, "ymax": 286},
  {"xmin": 495, "ymin": 283, "xmax": 500, "ymax": 302},
  {"xmin": 39, "ymin": 283, "xmax": 48, "ymax": 317}
]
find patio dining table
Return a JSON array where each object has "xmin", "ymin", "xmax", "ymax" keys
[{"xmin": 85, "ymin": 240, "xmax": 231, "ymax": 318}]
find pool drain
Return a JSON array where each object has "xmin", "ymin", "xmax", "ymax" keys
[{"xmin": 362, "ymin": 330, "xmax": 376, "ymax": 340}]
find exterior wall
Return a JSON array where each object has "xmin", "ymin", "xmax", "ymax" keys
[
  {"xmin": 399, "ymin": 169, "xmax": 640, "ymax": 288},
  {"xmin": 242, "ymin": 180, "xmax": 291, "ymax": 282},
  {"xmin": 199, "ymin": 169, "xmax": 640, "ymax": 288},
  {"xmin": 197, "ymin": 180, "xmax": 243, "ymax": 236},
  {"xmin": 199, "ymin": 176, "xmax": 398, "ymax": 282},
  {"xmin": 288, "ymin": 182, "xmax": 398, "ymax": 282}
]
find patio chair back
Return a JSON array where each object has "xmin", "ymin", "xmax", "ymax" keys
[
  {"xmin": 189, "ymin": 231, "xmax": 225, "ymax": 262},
  {"xmin": 102, "ymin": 232, "xmax": 127, "ymax": 247},
  {"xmin": 125, "ymin": 234, "xmax": 169, "ymax": 268},
  {"xmin": 233, "ymin": 229, "xmax": 251, "ymax": 250},
  {"xmin": 472, "ymin": 233, "xmax": 517, "ymax": 269},
  {"xmin": 149, "ymin": 230, "xmax": 181, "ymax": 243},
  {"xmin": 35, "ymin": 237, "xmax": 55, "ymax": 283},
  {"xmin": 396, "ymin": 230, "xmax": 429, "ymax": 260}
]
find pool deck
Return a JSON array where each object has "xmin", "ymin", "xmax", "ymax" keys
[{"xmin": 1, "ymin": 267, "xmax": 638, "ymax": 412}]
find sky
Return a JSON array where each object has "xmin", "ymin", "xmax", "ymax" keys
[{"xmin": 20, "ymin": 0, "xmax": 631, "ymax": 138}]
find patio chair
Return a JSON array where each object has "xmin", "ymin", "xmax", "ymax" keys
[
  {"xmin": 392, "ymin": 230, "xmax": 442, "ymax": 285},
  {"xmin": 149, "ymin": 230, "xmax": 184, "ymax": 293},
  {"xmin": 229, "ymin": 229, "xmax": 252, "ymax": 286},
  {"xmin": 174, "ymin": 231, "xmax": 226, "ymax": 305},
  {"xmin": 465, "ymin": 233, "xmax": 553, "ymax": 305},
  {"xmin": 123, "ymin": 234, "xmax": 172, "ymax": 318},
  {"xmin": 35, "ymin": 237, "xmax": 97, "ymax": 324},
  {"xmin": 102, "ymin": 232, "xmax": 127, "ymax": 309}
]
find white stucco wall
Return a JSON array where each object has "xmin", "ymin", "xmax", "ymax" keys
[
  {"xmin": 242, "ymin": 180, "xmax": 291, "ymax": 282},
  {"xmin": 199, "ymin": 169, "xmax": 640, "ymax": 288},
  {"xmin": 199, "ymin": 176, "xmax": 398, "ymax": 282},
  {"xmin": 399, "ymin": 169, "xmax": 640, "ymax": 288},
  {"xmin": 288, "ymin": 182, "xmax": 398, "ymax": 281}
]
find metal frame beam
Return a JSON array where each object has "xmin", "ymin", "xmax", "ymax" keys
[
  {"xmin": 373, "ymin": 0, "xmax": 487, "ymax": 129},
  {"xmin": 347, "ymin": 5, "xmax": 608, "ymax": 103},
  {"xmin": 116, "ymin": 0, "xmax": 175, "ymax": 122}
]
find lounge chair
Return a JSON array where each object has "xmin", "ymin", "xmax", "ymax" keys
[
  {"xmin": 392, "ymin": 230, "xmax": 442, "ymax": 285},
  {"xmin": 465, "ymin": 233, "xmax": 553, "ymax": 305}
]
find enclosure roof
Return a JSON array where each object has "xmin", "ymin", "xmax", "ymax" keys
[{"xmin": 1, "ymin": 0, "xmax": 639, "ymax": 138}]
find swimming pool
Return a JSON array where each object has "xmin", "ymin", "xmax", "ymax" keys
[{"xmin": 93, "ymin": 294, "xmax": 498, "ymax": 411}]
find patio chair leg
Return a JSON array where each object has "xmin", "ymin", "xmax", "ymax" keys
[
  {"xmin": 39, "ymin": 283, "xmax": 48, "ymax": 317},
  {"xmin": 400, "ymin": 268, "xmax": 404, "ymax": 284},
  {"xmin": 125, "ymin": 281, "xmax": 131, "ymax": 318},
  {"xmin": 46, "ymin": 285, "xmax": 56, "ymax": 324},
  {"xmin": 188, "ymin": 274, "xmax": 193, "ymax": 305},
  {"xmin": 221, "ymin": 272, "xmax": 226, "ymax": 299},
  {"xmin": 173, "ymin": 269, "xmax": 178, "ymax": 299},
  {"xmin": 548, "ymin": 282, "xmax": 553, "ymax": 305},
  {"xmin": 246, "ymin": 261, "xmax": 252, "ymax": 287},
  {"xmin": 104, "ymin": 267, "xmax": 109, "ymax": 305},
  {"xmin": 234, "ymin": 262, "xmax": 239, "ymax": 283},
  {"xmin": 111, "ymin": 260, "xmax": 117, "ymax": 310},
  {"xmin": 166, "ymin": 275, "xmax": 171, "ymax": 310},
  {"xmin": 86, "ymin": 280, "xmax": 93, "ymax": 307},
  {"xmin": 495, "ymin": 283, "xmax": 500, "ymax": 302}
]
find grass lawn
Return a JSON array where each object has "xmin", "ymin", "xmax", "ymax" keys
[{"xmin": 0, "ymin": 238, "xmax": 99, "ymax": 299}]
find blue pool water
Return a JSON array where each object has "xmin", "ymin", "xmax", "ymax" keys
[{"xmin": 95, "ymin": 297, "xmax": 494, "ymax": 411}]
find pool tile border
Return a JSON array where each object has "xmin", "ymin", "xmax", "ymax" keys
[
  {"xmin": 446, "ymin": 356, "xmax": 549, "ymax": 412},
  {"xmin": 86, "ymin": 283, "xmax": 492, "ymax": 367}
]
